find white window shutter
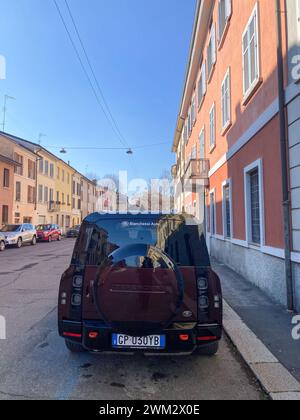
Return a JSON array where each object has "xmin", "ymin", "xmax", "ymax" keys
[
  {"xmin": 298, "ymin": 0, "xmax": 300, "ymax": 41},
  {"xmin": 202, "ymin": 62, "xmax": 207, "ymax": 94},
  {"xmin": 218, "ymin": 1, "xmax": 221, "ymax": 42},
  {"xmin": 212, "ymin": 24, "xmax": 216, "ymax": 64},
  {"xmin": 225, "ymin": 0, "xmax": 232, "ymax": 19}
]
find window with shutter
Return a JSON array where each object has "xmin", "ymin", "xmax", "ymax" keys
[
  {"xmin": 218, "ymin": 0, "xmax": 232, "ymax": 43},
  {"xmin": 199, "ymin": 128, "xmax": 205, "ymax": 159},
  {"xmin": 221, "ymin": 69, "xmax": 231, "ymax": 130},
  {"xmin": 242, "ymin": 5, "xmax": 260, "ymax": 97},
  {"xmin": 209, "ymin": 104, "xmax": 216, "ymax": 150},
  {"xmin": 207, "ymin": 24, "xmax": 217, "ymax": 77},
  {"xmin": 197, "ymin": 62, "xmax": 206, "ymax": 107},
  {"xmin": 297, "ymin": 0, "xmax": 300, "ymax": 40},
  {"xmin": 16, "ymin": 182, "xmax": 21, "ymax": 202},
  {"xmin": 244, "ymin": 160, "xmax": 264, "ymax": 246},
  {"xmin": 222, "ymin": 182, "xmax": 232, "ymax": 238},
  {"xmin": 210, "ymin": 191, "xmax": 216, "ymax": 235}
]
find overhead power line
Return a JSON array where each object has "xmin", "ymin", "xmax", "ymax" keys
[
  {"xmin": 45, "ymin": 141, "xmax": 170, "ymax": 151},
  {"xmin": 52, "ymin": 0, "xmax": 129, "ymax": 149},
  {"xmin": 63, "ymin": 0, "xmax": 129, "ymax": 149}
]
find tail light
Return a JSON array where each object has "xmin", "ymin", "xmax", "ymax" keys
[
  {"xmin": 71, "ymin": 293, "xmax": 82, "ymax": 306},
  {"xmin": 70, "ymin": 271, "xmax": 84, "ymax": 313},
  {"xmin": 73, "ymin": 275, "xmax": 83, "ymax": 288},
  {"xmin": 197, "ymin": 336, "xmax": 217, "ymax": 342},
  {"xmin": 196, "ymin": 271, "xmax": 209, "ymax": 322},
  {"xmin": 198, "ymin": 296, "xmax": 209, "ymax": 309},
  {"xmin": 179, "ymin": 334, "xmax": 190, "ymax": 342},
  {"xmin": 89, "ymin": 332, "xmax": 99, "ymax": 339},
  {"xmin": 197, "ymin": 277, "xmax": 208, "ymax": 291}
]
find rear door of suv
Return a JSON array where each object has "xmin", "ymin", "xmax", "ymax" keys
[{"xmin": 77, "ymin": 215, "xmax": 201, "ymax": 327}]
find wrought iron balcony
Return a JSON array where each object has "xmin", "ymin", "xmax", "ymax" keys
[
  {"xmin": 185, "ymin": 158, "xmax": 210, "ymax": 180},
  {"xmin": 48, "ymin": 201, "xmax": 61, "ymax": 212}
]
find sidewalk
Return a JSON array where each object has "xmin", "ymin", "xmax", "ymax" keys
[{"xmin": 211, "ymin": 258, "xmax": 300, "ymax": 399}]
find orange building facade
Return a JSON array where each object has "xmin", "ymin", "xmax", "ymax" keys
[
  {"xmin": 172, "ymin": 0, "xmax": 300, "ymax": 311},
  {"xmin": 0, "ymin": 154, "xmax": 16, "ymax": 225}
]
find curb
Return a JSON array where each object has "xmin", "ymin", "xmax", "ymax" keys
[{"xmin": 223, "ymin": 300, "xmax": 300, "ymax": 401}]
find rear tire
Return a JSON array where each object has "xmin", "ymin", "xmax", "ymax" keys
[
  {"xmin": 65, "ymin": 340, "xmax": 86, "ymax": 353},
  {"xmin": 31, "ymin": 236, "xmax": 37, "ymax": 246},
  {"xmin": 57, "ymin": 235, "xmax": 62, "ymax": 241},
  {"xmin": 48, "ymin": 236, "xmax": 52, "ymax": 243},
  {"xmin": 0, "ymin": 241, "xmax": 5, "ymax": 252},
  {"xmin": 194, "ymin": 342, "xmax": 219, "ymax": 357}
]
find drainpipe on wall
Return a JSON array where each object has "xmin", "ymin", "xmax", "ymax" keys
[
  {"xmin": 34, "ymin": 148, "xmax": 43, "ymax": 212},
  {"xmin": 276, "ymin": 0, "xmax": 294, "ymax": 312}
]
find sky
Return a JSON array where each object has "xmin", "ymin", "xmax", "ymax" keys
[{"xmin": 0, "ymin": 0, "xmax": 196, "ymax": 181}]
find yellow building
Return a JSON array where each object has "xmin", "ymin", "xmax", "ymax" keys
[
  {"xmin": 55, "ymin": 159, "xmax": 73, "ymax": 232},
  {"xmin": 36, "ymin": 149, "xmax": 57, "ymax": 226},
  {"xmin": 0, "ymin": 133, "xmax": 37, "ymax": 225},
  {"xmin": 3, "ymin": 134, "xmax": 97, "ymax": 230},
  {"xmin": 9, "ymin": 137, "xmax": 57, "ymax": 226}
]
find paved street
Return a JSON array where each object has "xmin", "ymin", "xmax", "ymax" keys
[{"xmin": 0, "ymin": 240, "xmax": 265, "ymax": 400}]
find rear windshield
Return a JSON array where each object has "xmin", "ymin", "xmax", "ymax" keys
[
  {"xmin": 36, "ymin": 225, "xmax": 52, "ymax": 231},
  {"xmin": 71, "ymin": 215, "xmax": 210, "ymax": 268}
]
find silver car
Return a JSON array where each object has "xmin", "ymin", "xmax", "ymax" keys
[
  {"xmin": 0, "ymin": 232, "xmax": 5, "ymax": 252},
  {"xmin": 0, "ymin": 224, "xmax": 37, "ymax": 248}
]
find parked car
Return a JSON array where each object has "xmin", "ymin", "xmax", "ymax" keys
[
  {"xmin": 0, "ymin": 224, "xmax": 37, "ymax": 248},
  {"xmin": 58, "ymin": 213, "xmax": 223, "ymax": 356},
  {"xmin": 0, "ymin": 232, "xmax": 6, "ymax": 252},
  {"xmin": 66, "ymin": 225, "xmax": 81, "ymax": 238},
  {"xmin": 36, "ymin": 224, "xmax": 62, "ymax": 242}
]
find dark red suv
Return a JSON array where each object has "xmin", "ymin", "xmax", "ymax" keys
[{"xmin": 58, "ymin": 213, "xmax": 223, "ymax": 356}]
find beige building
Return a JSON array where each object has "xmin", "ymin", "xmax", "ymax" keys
[
  {"xmin": 72, "ymin": 172, "xmax": 82, "ymax": 226},
  {"xmin": 81, "ymin": 176, "xmax": 96, "ymax": 220},
  {"xmin": 55, "ymin": 159, "xmax": 73, "ymax": 232}
]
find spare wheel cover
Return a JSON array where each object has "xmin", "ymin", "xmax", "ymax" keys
[{"xmin": 92, "ymin": 244, "xmax": 184, "ymax": 336}]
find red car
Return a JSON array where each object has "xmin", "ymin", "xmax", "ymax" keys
[{"xmin": 36, "ymin": 224, "xmax": 62, "ymax": 242}]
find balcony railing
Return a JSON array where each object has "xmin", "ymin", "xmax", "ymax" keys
[
  {"xmin": 48, "ymin": 201, "xmax": 61, "ymax": 212},
  {"xmin": 185, "ymin": 158, "xmax": 210, "ymax": 181}
]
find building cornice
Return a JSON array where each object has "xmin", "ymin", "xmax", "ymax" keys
[{"xmin": 172, "ymin": 0, "xmax": 214, "ymax": 153}]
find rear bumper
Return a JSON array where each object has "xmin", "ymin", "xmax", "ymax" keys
[
  {"xmin": 37, "ymin": 236, "xmax": 48, "ymax": 241},
  {"xmin": 59, "ymin": 320, "xmax": 222, "ymax": 355}
]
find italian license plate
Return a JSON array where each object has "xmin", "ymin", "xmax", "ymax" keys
[{"xmin": 112, "ymin": 334, "xmax": 166, "ymax": 349}]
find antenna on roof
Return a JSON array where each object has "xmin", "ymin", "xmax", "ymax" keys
[
  {"xmin": 38, "ymin": 133, "xmax": 46, "ymax": 145},
  {"xmin": 2, "ymin": 95, "xmax": 16, "ymax": 132}
]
